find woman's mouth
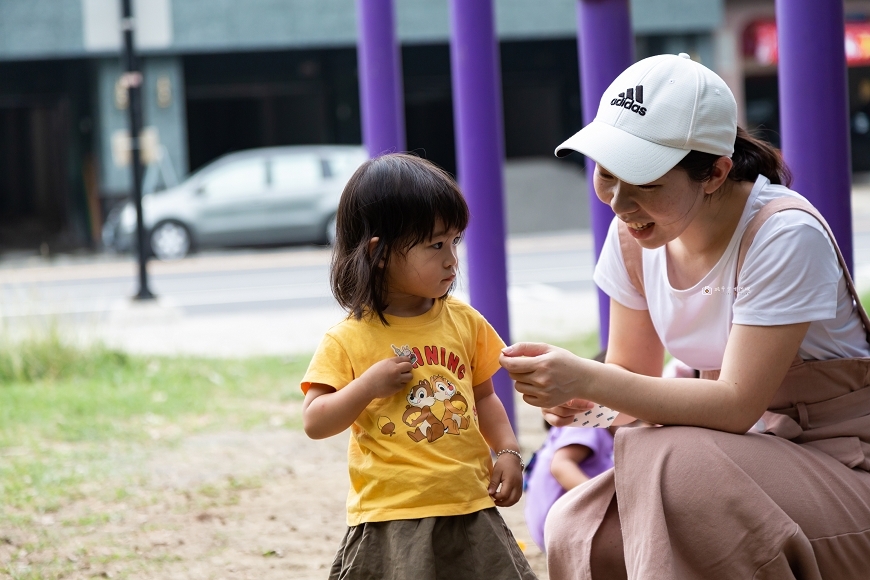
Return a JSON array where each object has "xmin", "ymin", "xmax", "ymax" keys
[{"xmin": 626, "ymin": 221, "xmax": 655, "ymax": 239}]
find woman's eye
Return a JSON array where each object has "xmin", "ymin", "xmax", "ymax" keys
[
  {"xmin": 432, "ymin": 242, "xmax": 444, "ymax": 249},
  {"xmin": 452, "ymin": 236, "xmax": 461, "ymax": 245}
]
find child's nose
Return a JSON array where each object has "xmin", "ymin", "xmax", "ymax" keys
[{"xmin": 444, "ymin": 246, "xmax": 458, "ymax": 266}]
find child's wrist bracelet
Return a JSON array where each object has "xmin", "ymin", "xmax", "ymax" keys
[{"xmin": 496, "ymin": 449, "xmax": 524, "ymax": 469}]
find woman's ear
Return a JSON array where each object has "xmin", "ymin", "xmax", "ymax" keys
[
  {"xmin": 704, "ymin": 156, "xmax": 734, "ymax": 194},
  {"xmin": 368, "ymin": 237, "xmax": 386, "ymax": 268}
]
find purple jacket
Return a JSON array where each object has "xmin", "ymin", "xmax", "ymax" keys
[{"xmin": 524, "ymin": 427, "xmax": 614, "ymax": 551}]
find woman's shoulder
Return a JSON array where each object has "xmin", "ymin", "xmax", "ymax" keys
[
  {"xmin": 747, "ymin": 177, "xmax": 814, "ymax": 220},
  {"xmin": 747, "ymin": 178, "xmax": 831, "ymax": 238}
]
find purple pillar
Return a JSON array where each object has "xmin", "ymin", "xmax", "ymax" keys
[
  {"xmin": 577, "ymin": 0, "xmax": 634, "ymax": 349},
  {"xmin": 356, "ymin": 0, "xmax": 405, "ymax": 157},
  {"xmin": 448, "ymin": 0, "xmax": 514, "ymax": 428},
  {"xmin": 776, "ymin": 0, "xmax": 853, "ymax": 272}
]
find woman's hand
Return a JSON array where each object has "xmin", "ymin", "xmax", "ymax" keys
[
  {"xmin": 499, "ymin": 343, "xmax": 592, "ymax": 408},
  {"xmin": 542, "ymin": 399, "xmax": 595, "ymax": 427}
]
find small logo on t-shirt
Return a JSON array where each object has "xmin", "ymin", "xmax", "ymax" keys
[
  {"xmin": 391, "ymin": 344, "xmax": 418, "ymax": 365},
  {"xmin": 706, "ymin": 285, "xmax": 752, "ymax": 296}
]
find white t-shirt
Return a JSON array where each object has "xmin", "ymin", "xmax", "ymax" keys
[{"xmin": 593, "ymin": 175, "xmax": 870, "ymax": 371}]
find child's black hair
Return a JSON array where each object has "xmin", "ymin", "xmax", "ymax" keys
[{"xmin": 330, "ymin": 153, "xmax": 469, "ymax": 324}]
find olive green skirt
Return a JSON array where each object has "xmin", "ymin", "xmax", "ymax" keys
[{"xmin": 329, "ymin": 507, "xmax": 538, "ymax": 580}]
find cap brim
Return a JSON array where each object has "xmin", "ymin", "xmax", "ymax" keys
[{"xmin": 555, "ymin": 121, "xmax": 690, "ymax": 185}]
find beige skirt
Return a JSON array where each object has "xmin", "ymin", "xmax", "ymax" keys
[
  {"xmin": 545, "ymin": 425, "xmax": 870, "ymax": 580},
  {"xmin": 330, "ymin": 507, "xmax": 538, "ymax": 580}
]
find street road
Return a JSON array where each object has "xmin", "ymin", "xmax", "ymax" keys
[
  {"xmin": 0, "ymin": 231, "xmax": 600, "ymax": 356},
  {"xmin": 4, "ymin": 184, "xmax": 870, "ymax": 358},
  {"xmin": 0, "ymin": 233, "xmax": 596, "ymax": 318}
]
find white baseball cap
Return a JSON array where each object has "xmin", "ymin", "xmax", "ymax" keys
[{"xmin": 555, "ymin": 53, "xmax": 737, "ymax": 185}]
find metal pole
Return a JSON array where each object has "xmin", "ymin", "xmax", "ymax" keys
[
  {"xmin": 121, "ymin": 0, "xmax": 154, "ymax": 300},
  {"xmin": 776, "ymin": 0, "xmax": 853, "ymax": 272},
  {"xmin": 577, "ymin": 0, "xmax": 633, "ymax": 349},
  {"xmin": 448, "ymin": 0, "xmax": 514, "ymax": 428},
  {"xmin": 356, "ymin": 0, "xmax": 405, "ymax": 157}
]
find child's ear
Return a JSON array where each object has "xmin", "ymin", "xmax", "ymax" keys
[{"xmin": 368, "ymin": 237, "xmax": 386, "ymax": 268}]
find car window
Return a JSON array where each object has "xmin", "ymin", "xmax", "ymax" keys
[
  {"xmin": 202, "ymin": 158, "xmax": 266, "ymax": 199},
  {"xmin": 271, "ymin": 155, "xmax": 322, "ymax": 190}
]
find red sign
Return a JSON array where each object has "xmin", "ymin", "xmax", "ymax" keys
[{"xmin": 744, "ymin": 20, "xmax": 870, "ymax": 67}]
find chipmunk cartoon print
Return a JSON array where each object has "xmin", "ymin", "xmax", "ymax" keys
[
  {"xmin": 402, "ymin": 379, "xmax": 446, "ymax": 443},
  {"xmin": 431, "ymin": 374, "xmax": 469, "ymax": 435}
]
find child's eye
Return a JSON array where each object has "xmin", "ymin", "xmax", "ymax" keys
[
  {"xmin": 452, "ymin": 236, "xmax": 461, "ymax": 246},
  {"xmin": 432, "ymin": 242, "xmax": 444, "ymax": 249}
]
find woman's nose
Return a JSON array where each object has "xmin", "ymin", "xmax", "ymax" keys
[{"xmin": 608, "ymin": 181, "xmax": 634, "ymax": 214}]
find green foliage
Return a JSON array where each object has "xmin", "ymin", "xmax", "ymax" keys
[
  {"xmin": 0, "ymin": 333, "xmax": 309, "ymax": 513},
  {"xmin": 0, "ymin": 330, "xmax": 129, "ymax": 385}
]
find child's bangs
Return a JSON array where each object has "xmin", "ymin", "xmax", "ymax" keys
[{"xmin": 398, "ymin": 186, "xmax": 469, "ymax": 250}]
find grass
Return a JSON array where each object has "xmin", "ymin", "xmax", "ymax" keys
[
  {"xmin": 0, "ymin": 328, "xmax": 603, "ymax": 514},
  {"xmin": 0, "ymin": 334, "xmax": 308, "ymax": 516}
]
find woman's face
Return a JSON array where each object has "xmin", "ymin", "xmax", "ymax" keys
[{"xmin": 594, "ymin": 163, "xmax": 707, "ymax": 249}]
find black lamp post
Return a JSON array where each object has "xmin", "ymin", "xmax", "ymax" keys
[{"xmin": 120, "ymin": 0, "xmax": 154, "ymax": 300}]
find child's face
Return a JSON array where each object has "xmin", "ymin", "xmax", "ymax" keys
[{"xmin": 387, "ymin": 222, "xmax": 461, "ymax": 300}]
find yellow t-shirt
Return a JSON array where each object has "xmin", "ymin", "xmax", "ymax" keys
[{"xmin": 301, "ymin": 296, "xmax": 506, "ymax": 526}]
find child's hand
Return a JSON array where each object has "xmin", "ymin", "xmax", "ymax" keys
[
  {"xmin": 488, "ymin": 451, "xmax": 523, "ymax": 507},
  {"xmin": 360, "ymin": 356, "xmax": 414, "ymax": 399}
]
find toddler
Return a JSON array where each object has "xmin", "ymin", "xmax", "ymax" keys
[{"xmin": 301, "ymin": 153, "xmax": 537, "ymax": 580}]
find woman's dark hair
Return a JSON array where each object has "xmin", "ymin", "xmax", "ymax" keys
[
  {"xmin": 330, "ymin": 153, "xmax": 469, "ymax": 324},
  {"xmin": 676, "ymin": 126, "xmax": 793, "ymax": 187}
]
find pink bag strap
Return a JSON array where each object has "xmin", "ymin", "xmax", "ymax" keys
[
  {"xmin": 617, "ymin": 220, "xmax": 645, "ymax": 298},
  {"xmin": 735, "ymin": 196, "xmax": 870, "ymax": 345}
]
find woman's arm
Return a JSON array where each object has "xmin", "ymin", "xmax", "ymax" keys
[
  {"xmin": 606, "ymin": 299, "xmax": 666, "ymax": 377},
  {"xmin": 473, "ymin": 378, "xmax": 523, "ymax": 507},
  {"xmin": 302, "ymin": 356, "xmax": 413, "ymax": 439},
  {"xmin": 540, "ymin": 300, "xmax": 664, "ymax": 426},
  {"xmin": 550, "ymin": 444, "xmax": 592, "ymax": 491},
  {"xmin": 502, "ymin": 300, "xmax": 809, "ymax": 434}
]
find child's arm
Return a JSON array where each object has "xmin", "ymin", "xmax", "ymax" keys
[
  {"xmin": 473, "ymin": 377, "xmax": 523, "ymax": 507},
  {"xmin": 549, "ymin": 444, "xmax": 592, "ymax": 491},
  {"xmin": 303, "ymin": 356, "xmax": 413, "ymax": 439}
]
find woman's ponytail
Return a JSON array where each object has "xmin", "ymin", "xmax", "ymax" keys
[
  {"xmin": 729, "ymin": 126, "xmax": 792, "ymax": 186},
  {"xmin": 676, "ymin": 126, "xmax": 793, "ymax": 186}
]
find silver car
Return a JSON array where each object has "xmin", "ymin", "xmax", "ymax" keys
[{"xmin": 103, "ymin": 145, "xmax": 368, "ymax": 260}]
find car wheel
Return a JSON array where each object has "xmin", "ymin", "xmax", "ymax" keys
[
  {"xmin": 325, "ymin": 214, "xmax": 337, "ymax": 246},
  {"xmin": 150, "ymin": 221, "xmax": 191, "ymax": 261}
]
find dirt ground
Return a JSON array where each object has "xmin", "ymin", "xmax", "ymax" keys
[{"xmin": 1, "ymin": 399, "xmax": 551, "ymax": 579}]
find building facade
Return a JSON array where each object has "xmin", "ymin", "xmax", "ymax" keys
[{"xmin": 0, "ymin": 0, "xmax": 800, "ymax": 253}]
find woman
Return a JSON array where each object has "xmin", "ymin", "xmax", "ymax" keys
[{"xmin": 500, "ymin": 53, "xmax": 870, "ymax": 580}]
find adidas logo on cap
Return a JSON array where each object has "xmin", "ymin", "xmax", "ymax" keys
[{"xmin": 610, "ymin": 85, "xmax": 647, "ymax": 116}]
